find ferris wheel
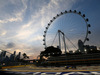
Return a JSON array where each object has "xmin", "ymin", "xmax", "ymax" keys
[{"xmin": 43, "ymin": 10, "xmax": 91, "ymax": 52}]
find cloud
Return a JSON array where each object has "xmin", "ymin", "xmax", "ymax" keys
[
  {"xmin": 0, "ymin": 29, "xmax": 7, "ymax": 36},
  {"xmin": 0, "ymin": 0, "xmax": 27, "ymax": 23},
  {"xmin": 15, "ymin": 29, "xmax": 33, "ymax": 40},
  {"xmin": 0, "ymin": 0, "xmax": 81, "ymax": 59},
  {"xmin": 0, "ymin": 17, "xmax": 22, "ymax": 23},
  {"xmin": 18, "ymin": 0, "xmax": 78, "ymax": 42},
  {"xmin": 6, "ymin": 42, "xmax": 15, "ymax": 48},
  {"xmin": 29, "ymin": 35, "xmax": 43, "ymax": 42}
]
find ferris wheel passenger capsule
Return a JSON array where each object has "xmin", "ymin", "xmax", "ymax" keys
[
  {"xmin": 48, "ymin": 23, "xmax": 50, "ymax": 26},
  {"xmin": 88, "ymin": 24, "xmax": 91, "ymax": 27},
  {"xmin": 43, "ymin": 39, "xmax": 45, "ymax": 41},
  {"xmin": 88, "ymin": 31, "xmax": 91, "ymax": 34},
  {"xmin": 65, "ymin": 10, "xmax": 67, "ymax": 13},
  {"xmin": 43, "ymin": 43, "xmax": 45, "ymax": 45},
  {"xmin": 57, "ymin": 14, "xmax": 59, "ymax": 16},
  {"xmin": 46, "ymin": 27, "xmax": 48, "ymax": 29},
  {"xmin": 83, "ymin": 14, "xmax": 85, "ymax": 17},
  {"xmin": 53, "ymin": 17, "xmax": 56, "ymax": 19},
  {"xmin": 69, "ymin": 10, "xmax": 72, "ymax": 12},
  {"xmin": 61, "ymin": 12, "xmax": 63, "ymax": 14},
  {"xmin": 43, "ymin": 35, "xmax": 45, "ymax": 37},
  {"xmin": 50, "ymin": 20, "xmax": 53, "ymax": 22},
  {"xmin": 86, "ymin": 38, "xmax": 89, "ymax": 41},
  {"xmin": 44, "ymin": 31, "xmax": 46, "ymax": 33},
  {"xmin": 86, "ymin": 18, "xmax": 89, "ymax": 22},
  {"xmin": 74, "ymin": 10, "xmax": 76, "ymax": 13},
  {"xmin": 78, "ymin": 11, "xmax": 81, "ymax": 14}
]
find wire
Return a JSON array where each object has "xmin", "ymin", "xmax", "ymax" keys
[
  {"xmin": 64, "ymin": 35, "xmax": 77, "ymax": 50},
  {"xmin": 51, "ymin": 31, "xmax": 58, "ymax": 46},
  {"xmin": 0, "ymin": 49, "xmax": 12, "ymax": 54}
]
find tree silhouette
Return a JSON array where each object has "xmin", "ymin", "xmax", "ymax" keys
[
  {"xmin": 22, "ymin": 53, "xmax": 29, "ymax": 59},
  {"xmin": 40, "ymin": 46, "xmax": 62, "ymax": 57}
]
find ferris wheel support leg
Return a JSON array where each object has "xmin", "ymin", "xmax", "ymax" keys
[
  {"xmin": 63, "ymin": 34, "xmax": 67, "ymax": 54},
  {"xmin": 58, "ymin": 30, "xmax": 61, "ymax": 50}
]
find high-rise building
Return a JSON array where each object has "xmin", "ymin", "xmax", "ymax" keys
[
  {"xmin": 18, "ymin": 52, "xmax": 21, "ymax": 59},
  {"xmin": 0, "ymin": 51, "xmax": 6, "ymax": 57},
  {"xmin": 13, "ymin": 51, "xmax": 16, "ymax": 61},
  {"xmin": 16, "ymin": 52, "xmax": 21, "ymax": 60},
  {"xmin": 3, "ymin": 51, "xmax": 6, "ymax": 57},
  {"xmin": 14, "ymin": 51, "xmax": 16, "ymax": 55}
]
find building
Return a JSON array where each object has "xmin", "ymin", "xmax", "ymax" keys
[
  {"xmin": 9, "ymin": 51, "xmax": 16, "ymax": 61},
  {"xmin": 16, "ymin": 52, "xmax": 21, "ymax": 60},
  {"xmin": 40, "ymin": 45, "xmax": 100, "ymax": 66},
  {"xmin": 46, "ymin": 52, "xmax": 100, "ymax": 66}
]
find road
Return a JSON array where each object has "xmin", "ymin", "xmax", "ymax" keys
[{"xmin": 1, "ymin": 65, "xmax": 100, "ymax": 75}]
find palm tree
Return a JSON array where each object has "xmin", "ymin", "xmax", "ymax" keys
[{"xmin": 23, "ymin": 53, "xmax": 29, "ymax": 59}]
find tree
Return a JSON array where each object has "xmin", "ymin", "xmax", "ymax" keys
[
  {"xmin": 22, "ymin": 53, "xmax": 29, "ymax": 59},
  {"xmin": 40, "ymin": 46, "xmax": 62, "ymax": 57}
]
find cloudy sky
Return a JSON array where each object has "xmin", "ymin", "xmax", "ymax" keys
[{"xmin": 0, "ymin": 0, "xmax": 100, "ymax": 59}]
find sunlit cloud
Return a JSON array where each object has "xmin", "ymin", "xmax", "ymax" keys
[
  {"xmin": 0, "ymin": 0, "xmax": 78, "ymax": 58},
  {"xmin": 0, "ymin": 0, "xmax": 27, "ymax": 24},
  {"xmin": 0, "ymin": 17, "xmax": 22, "ymax": 23},
  {"xmin": 1, "ymin": 0, "xmax": 99, "ymax": 59}
]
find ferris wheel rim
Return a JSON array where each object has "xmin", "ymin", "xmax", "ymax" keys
[{"xmin": 43, "ymin": 10, "xmax": 91, "ymax": 49}]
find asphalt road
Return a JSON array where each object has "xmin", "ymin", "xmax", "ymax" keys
[{"xmin": 1, "ymin": 65, "xmax": 100, "ymax": 75}]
